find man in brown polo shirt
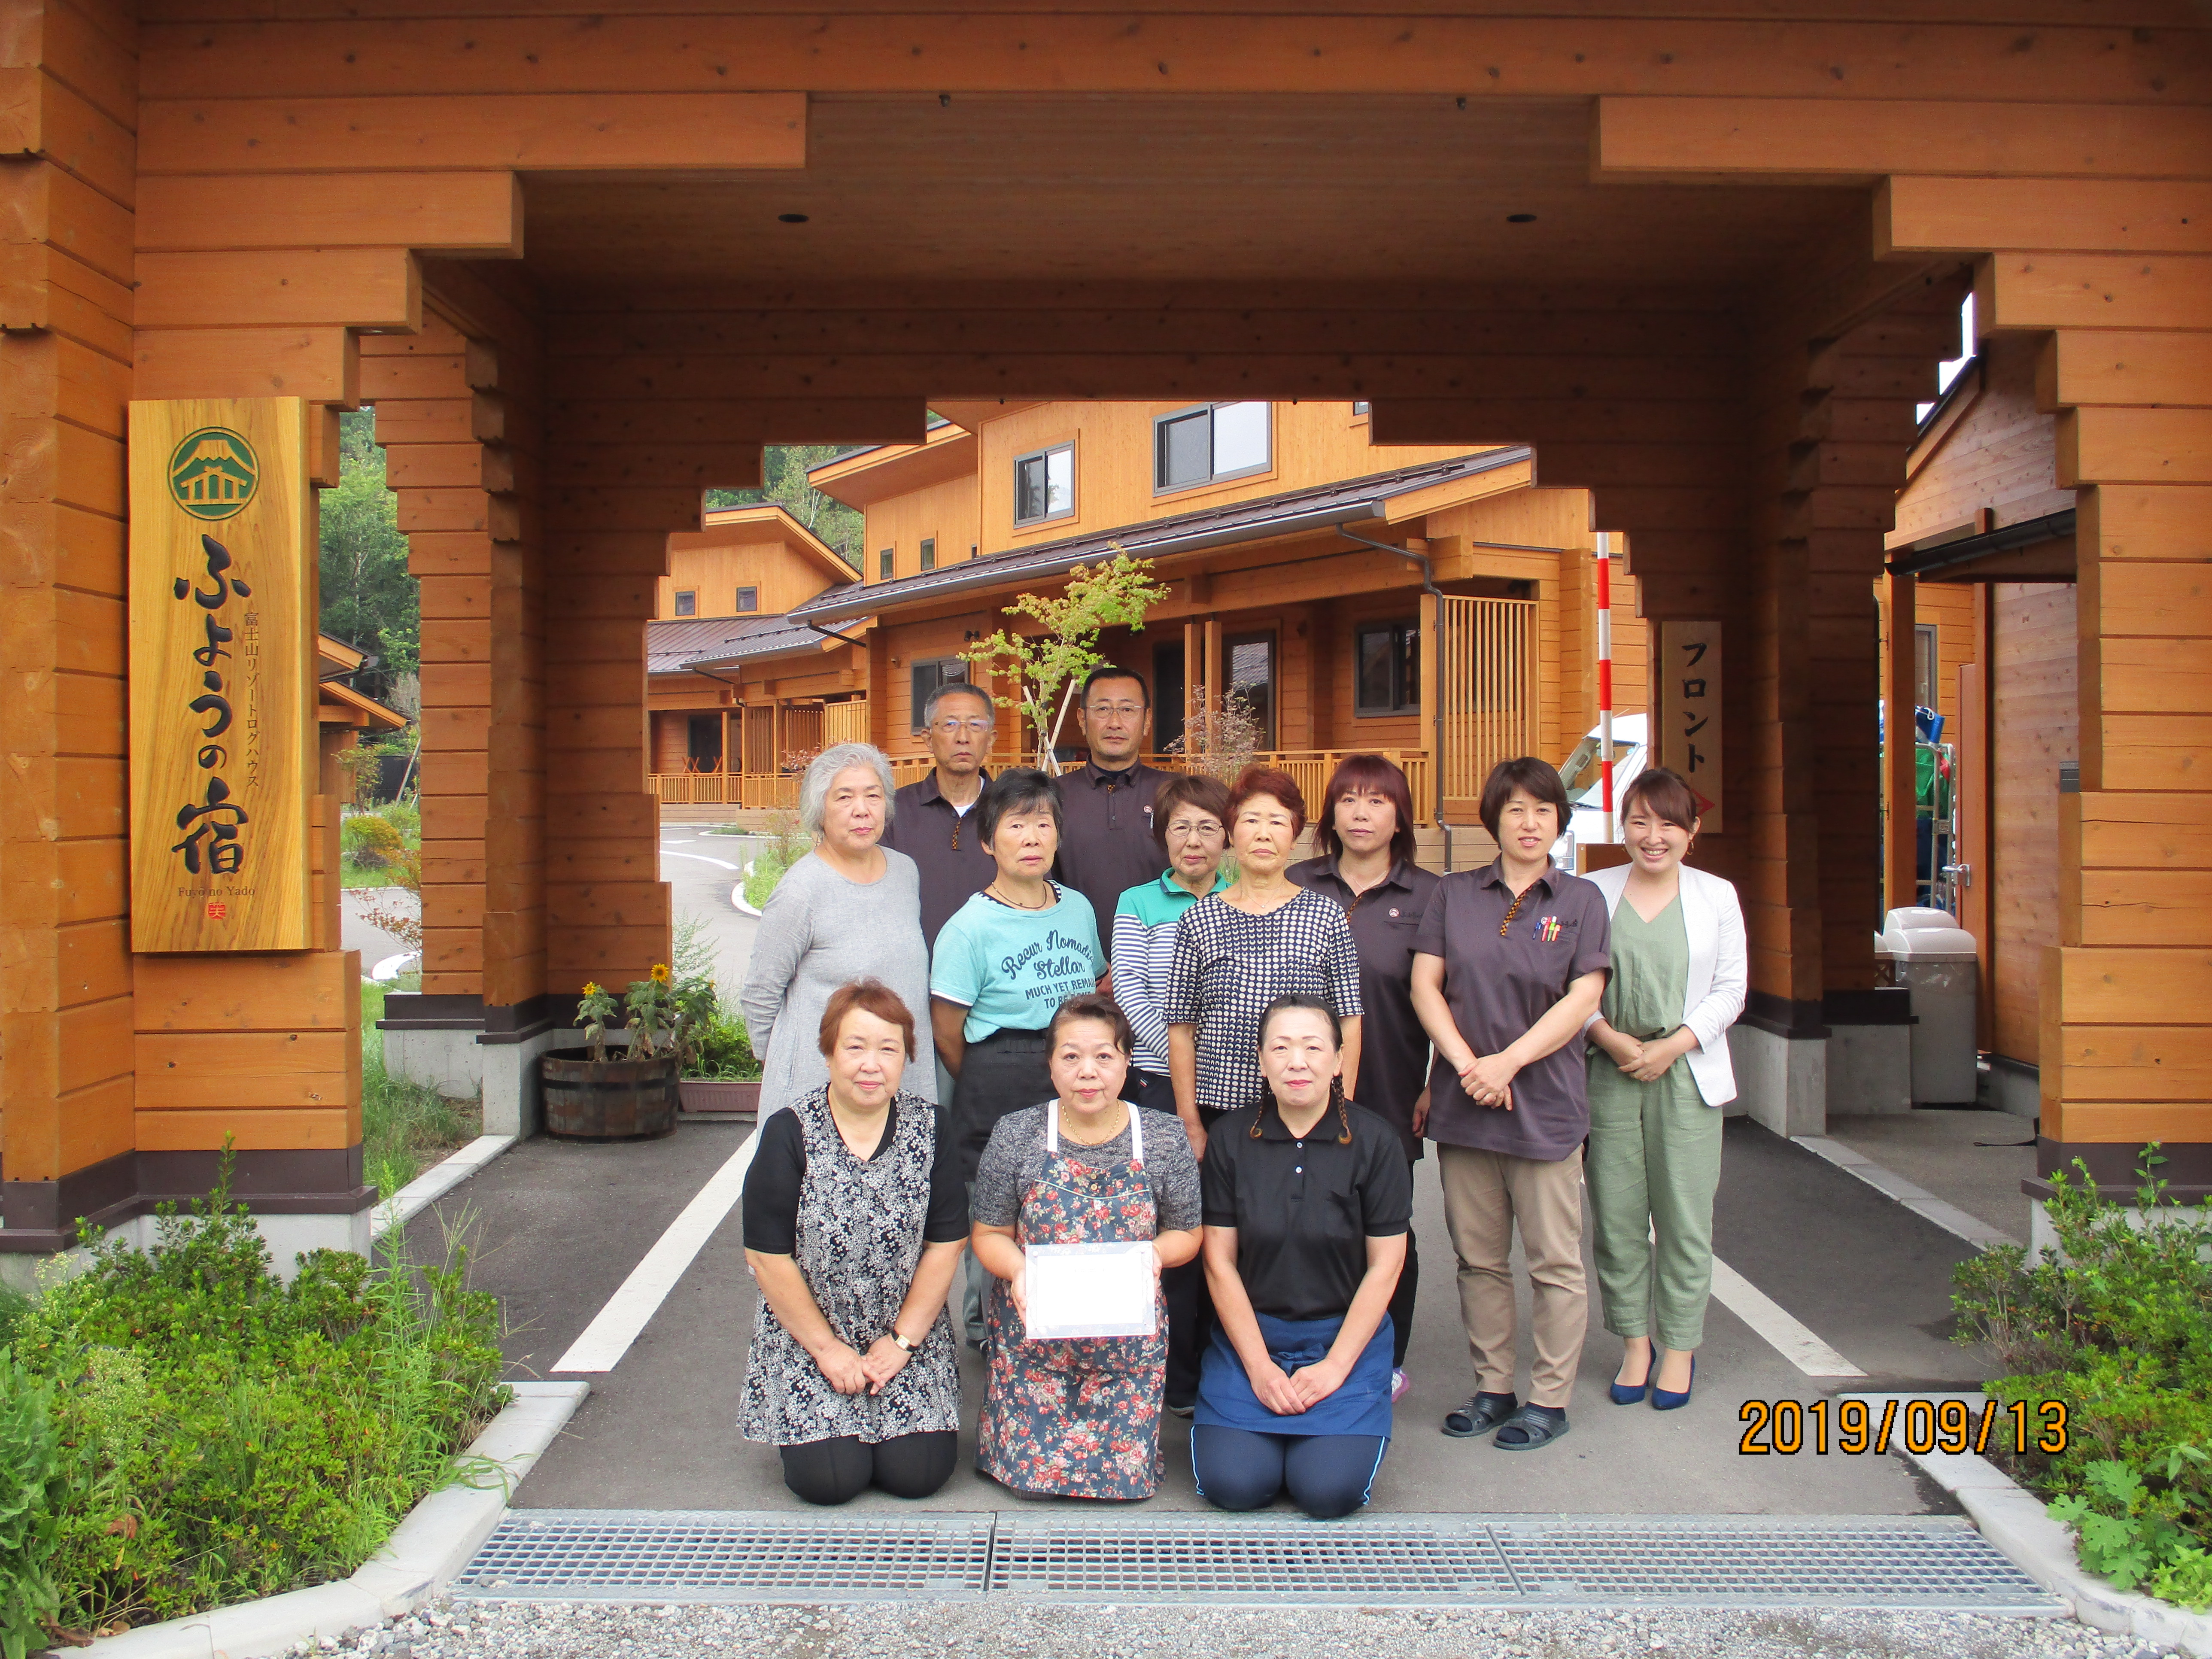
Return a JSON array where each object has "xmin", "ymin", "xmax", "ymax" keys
[
  {"xmin": 1410, "ymin": 757, "xmax": 1610, "ymax": 1454},
  {"xmin": 1052, "ymin": 663, "xmax": 1169, "ymax": 962},
  {"xmin": 881, "ymin": 679, "xmax": 996, "ymax": 952}
]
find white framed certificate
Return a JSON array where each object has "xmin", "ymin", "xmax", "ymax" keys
[{"xmin": 1024, "ymin": 1240, "xmax": 1157, "ymax": 1340}]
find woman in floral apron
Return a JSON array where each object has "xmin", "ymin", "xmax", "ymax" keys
[{"xmin": 969, "ymin": 994, "xmax": 1204, "ymax": 1499}]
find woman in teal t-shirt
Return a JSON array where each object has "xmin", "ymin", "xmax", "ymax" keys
[{"xmin": 930, "ymin": 768, "xmax": 1107, "ymax": 1187}]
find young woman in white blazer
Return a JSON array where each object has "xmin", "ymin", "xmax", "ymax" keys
[{"xmin": 1581, "ymin": 767, "xmax": 1746, "ymax": 1411}]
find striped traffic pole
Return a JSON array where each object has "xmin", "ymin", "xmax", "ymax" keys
[{"xmin": 1595, "ymin": 532, "xmax": 1615, "ymax": 844}]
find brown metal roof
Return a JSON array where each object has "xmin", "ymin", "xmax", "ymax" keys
[
  {"xmin": 790, "ymin": 446, "xmax": 1529, "ymax": 624},
  {"xmin": 647, "ymin": 613, "xmax": 805, "ymax": 675}
]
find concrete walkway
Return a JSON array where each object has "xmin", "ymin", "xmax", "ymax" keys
[{"xmin": 401, "ymin": 1114, "xmax": 1993, "ymax": 1521}]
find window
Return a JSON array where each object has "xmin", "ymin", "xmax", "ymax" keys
[
  {"xmin": 1352, "ymin": 401, "xmax": 1371, "ymax": 416},
  {"xmin": 910, "ymin": 657, "xmax": 970, "ymax": 731},
  {"xmin": 920, "ymin": 537, "xmax": 936, "ymax": 572},
  {"xmin": 1014, "ymin": 443, "xmax": 1074, "ymax": 526},
  {"xmin": 879, "ymin": 547, "xmax": 895, "ymax": 580},
  {"xmin": 1155, "ymin": 401, "xmax": 1271, "ymax": 492},
  {"xmin": 735, "ymin": 586, "xmax": 759, "ymax": 613},
  {"xmin": 673, "ymin": 589, "xmax": 697, "ymax": 617},
  {"xmin": 1355, "ymin": 620, "xmax": 1420, "ymax": 716},
  {"xmin": 1225, "ymin": 630, "xmax": 1276, "ymax": 749},
  {"xmin": 1914, "ymin": 623, "xmax": 1940, "ymax": 712}
]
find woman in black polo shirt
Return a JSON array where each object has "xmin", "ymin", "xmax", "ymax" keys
[{"xmin": 1194, "ymin": 995, "xmax": 1411, "ymax": 1519}]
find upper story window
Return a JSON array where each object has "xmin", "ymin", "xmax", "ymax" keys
[
  {"xmin": 910, "ymin": 658, "xmax": 971, "ymax": 731},
  {"xmin": 1155, "ymin": 401, "xmax": 1270, "ymax": 493},
  {"xmin": 1015, "ymin": 443, "xmax": 1075, "ymax": 527},
  {"xmin": 1352, "ymin": 401, "xmax": 1371, "ymax": 416},
  {"xmin": 673, "ymin": 590, "xmax": 698, "ymax": 617},
  {"xmin": 879, "ymin": 547, "xmax": 896, "ymax": 580},
  {"xmin": 735, "ymin": 586, "xmax": 759, "ymax": 613},
  {"xmin": 920, "ymin": 537, "xmax": 937, "ymax": 572}
]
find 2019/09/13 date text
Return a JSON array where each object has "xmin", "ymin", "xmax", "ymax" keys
[{"xmin": 1739, "ymin": 1398, "xmax": 2068, "ymax": 1456}]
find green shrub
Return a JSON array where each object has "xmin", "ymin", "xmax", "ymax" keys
[
  {"xmin": 0, "ymin": 1347, "xmax": 67, "ymax": 1659},
  {"xmin": 1953, "ymin": 1148, "xmax": 2212, "ymax": 1607},
  {"xmin": 743, "ymin": 848, "xmax": 795, "ymax": 911},
  {"xmin": 11, "ymin": 1158, "xmax": 507, "ymax": 1635},
  {"xmin": 686, "ymin": 1011, "xmax": 762, "ymax": 1081},
  {"xmin": 361, "ymin": 984, "xmax": 475, "ymax": 1199},
  {"xmin": 340, "ymin": 813, "xmax": 405, "ymax": 870},
  {"xmin": 372, "ymin": 797, "xmax": 420, "ymax": 843}
]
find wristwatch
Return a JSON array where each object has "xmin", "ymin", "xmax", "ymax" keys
[{"xmin": 889, "ymin": 1330, "xmax": 918, "ymax": 1354}]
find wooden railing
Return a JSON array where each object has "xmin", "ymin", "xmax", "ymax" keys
[
  {"xmin": 655, "ymin": 748, "xmax": 1434, "ymax": 819},
  {"xmin": 1436, "ymin": 595, "xmax": 1539, "ymax": 804},
  {"xmin": 823, "ymin": 700, "xmax": 868, "ymax": 746}
]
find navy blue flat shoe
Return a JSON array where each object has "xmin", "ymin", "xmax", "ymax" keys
[{"xmin": 1651, "ymin": 1356, "xmax": 1696, "ymax": 1411}]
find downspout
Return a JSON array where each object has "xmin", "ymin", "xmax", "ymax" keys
[{"xmin": 1335, "ymin": 521, "xmax": 1452, "ymax": 870}]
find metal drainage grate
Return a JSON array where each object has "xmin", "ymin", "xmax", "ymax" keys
[
  {"xmin": 452, "ymin": 1510, "xmax": 993, "ymax": 1601},
  {"xmin": 1488, "ymin": 1516, "xmax": 2052, "ymax": 1607},
  {"xmin": 989, "ymin": 1513, "xmax": 1517, "ymax": 1599},
  {"xmin": 450, "ymin": 1510, "xmax": 2062, "ymax": 1611}
]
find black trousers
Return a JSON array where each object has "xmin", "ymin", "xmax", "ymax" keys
[
  {"xmin": 1138, "ymin": 1073, "xmax": 1224, "ymax": 1409},
  {"xmin": 948, "ymin": 1027, "xmax": 1054, "ymax": 1183},
  {"xmin": 1389, "ymin": 1159, "xmax": 1420, "ymax": 1369},
  {"xmin": 1191, "ymin": 1425, "xmax": 1386, "ymax": 1520},
  {"xmin": 778, "ymin": 1431, "xmax": 958, "ymax": 1506}
]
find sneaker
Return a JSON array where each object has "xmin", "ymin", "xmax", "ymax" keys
[{"xmin": 1389, "ymin": 1367, "xmax": 1410, "ymax": 1404}]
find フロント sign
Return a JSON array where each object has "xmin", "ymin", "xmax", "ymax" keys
[
  {"xmin": 1657, "ymin": 619, "xmax": 1724, "ymax": 834},
  {"xmin": 129, "ymin": 399, "xmax": 314, "ymax": 951}
]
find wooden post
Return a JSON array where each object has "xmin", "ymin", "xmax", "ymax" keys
[
  {"xmin": 1418, "ymin": 590, "xmax": 1442, "ymax": 826},
  {"xmin": 1202, "ymin": 617, "xmax": 1222, "ymax": 728},
  {"xmin": 1885, "ymin": 571, "xmax": 1919, "ymax": 918}
]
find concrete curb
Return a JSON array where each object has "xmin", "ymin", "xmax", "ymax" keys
[
  {"xmin": 371, "ymin": 1134, "xmax": 517, "ymax": 1242},
  {"xmin": 732, "ymin": 859, "xmax": 763, "ymax": 918},
  {"xmin": 1846, "ymin": 1391, "xmax": 2212, "ymax": 1656},
  {"xmin": 1791, "ymin": 1134, "xmax": 2022, "ymax": 1249},
  {"xmin": 83, "ymin": 1381, "xmax": 589, "ymax": 1659}
]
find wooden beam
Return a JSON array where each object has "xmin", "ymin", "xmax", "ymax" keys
[
  {"xmin": 1879, "ymin": 176, "xmax": 2212, "ymax": 258},
  {"xmin": 136, "ymin": 249, "xmax": 422, "ymax": 331},
  {"xmin": 133, "ymin": 325, "xmax": 359, "ymax": 403},
  {"xmin": 541, "ymin": 397, "xmax": 929, "ymax": 447},
  {"xmin": 138, "ymin": 172, "xmax": 523, "ymax": 255},
  {"xmin": 1598, "ymin": 97, "xmax": 2212, "ymax": 182},
  {"xmin": 2059, "ymin": 407, "xmax": 2212, "ymax": 487},
  {"xmin": 139, "ymin": 92, "xmax": 806, "ymax": 173},
  {"xmin": 1978, "ymin": 252, "xmax": 2212, "ymax": 335},
  {"xmin": 2042, "ymin": 329, "xmax": 2212, "ymax": 410}
]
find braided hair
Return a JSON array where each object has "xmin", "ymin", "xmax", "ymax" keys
[{"xmin": 1251, "ymin": 994, "xmax": 1354, "ymax": 1146}]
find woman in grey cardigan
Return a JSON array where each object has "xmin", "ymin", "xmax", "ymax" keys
[{"xmin": 741, "ymin": 744, "xmax": 937, "ymax": 1120}]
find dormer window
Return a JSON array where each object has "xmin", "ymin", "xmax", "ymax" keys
[
  {"xmin": 674, "ymin": 590, "xmax": 697, "ymax": 617},
  {"xmin": 735, "ymin": 586, "xmax": 759, "ymax": 613},
  {"xmin": 1155, "ymin": 402, "xmax": 1270, "ymax": 493},
  {"xmin": 1014, "ymin": 443, "xmax": 1075, "ymax": 527}
]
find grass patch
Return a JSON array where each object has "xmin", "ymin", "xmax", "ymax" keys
[
  {"xmin": 340, "ymin": 858, "xmax": 410, "ymax": 890},
  {"xmin": 3, "ymin": 1165, "xmax": 507, "ymax": 1642},
  {"xmin": 361, "ymin": 983, "xmax": 479, "ymax": 1200},
  {"xmin": 741, "ymin": 847, "xmax": 797, "ymax": 910}
]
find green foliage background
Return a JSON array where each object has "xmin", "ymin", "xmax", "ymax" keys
[
  {"xmin": 706, "ymin": 444, "xmax": 866, "ymax": 569},
  {"xmin": 319, "ymin": 410, "xmax": 417, "ymax": 699}
]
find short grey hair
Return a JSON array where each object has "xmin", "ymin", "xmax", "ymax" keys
[
  {"xmin": 800, "ymin": 742, "xmax": 896, "ymax": 836},
  {"xmin": 921, "ymin": 678, "xmax": 995, "ymax": 729}
]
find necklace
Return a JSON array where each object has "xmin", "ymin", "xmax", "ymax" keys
[
  {"xmin": 989, "ymin": 880, "xmax": 1052, "ymax": 910},
  {"xmin": 1059, "ymin": 1100, "xmax": 1129, "ymax": 1146}
]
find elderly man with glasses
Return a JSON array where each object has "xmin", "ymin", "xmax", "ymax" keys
[
  {"xmin": 882, "ymin": 679, "xmax": 999, "ymax": 953},
  {"xmin": 1054, "ymin": 663, "xmax": 1171, "ymax": 967}
]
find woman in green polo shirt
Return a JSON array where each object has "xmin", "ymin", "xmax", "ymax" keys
[{"xmin": 930, "ymin": 768, "xmax": 1109, "ymax": 1190}]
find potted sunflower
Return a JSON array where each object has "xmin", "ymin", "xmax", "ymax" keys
[{"xmin": 539, "ymin": 963, "xmax": 712, "ymax": 1139}]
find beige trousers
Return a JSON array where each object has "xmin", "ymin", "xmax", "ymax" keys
[{"xmin": 1438, "ymin": 1142, "xmax": 1588, "ymax": 1409}]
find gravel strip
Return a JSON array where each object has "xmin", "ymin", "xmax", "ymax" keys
[{"xmin": 273, "ymin": 1598, "xmax": 2191, "ymax": 1659}]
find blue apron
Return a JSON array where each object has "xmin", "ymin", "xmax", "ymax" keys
[{"xmin": 1193, "ymin": 1310, "xmax": 1395, "ymax": 1439}]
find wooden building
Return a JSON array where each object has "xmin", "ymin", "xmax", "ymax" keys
[
  {"xmin": 1884, "ymin": 330, "xmax": 2088, "ymax": 1130},
  {"xmin": 789, "ymin": 399, "xmax": 1650, "ymax": 823},
  {"xmin": 4, "ymin": 0, "xmax": 2207, "ymax": 1264},
  {"xmin": 643, "ymin": 501, "xmax": 865, "ymax": 790}
]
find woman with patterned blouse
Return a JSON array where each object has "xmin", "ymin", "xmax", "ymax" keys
[
  {"xmin": 739, "ymin": 980, "xmax": 967, "ymax": 1505},
  {"xmin": 1163, "ymin": 766, "xmax": 1364, "ymax": 1162}
]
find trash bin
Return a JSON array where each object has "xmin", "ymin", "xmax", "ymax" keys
[{"xmin": 1879, "ymin": 907, "xmax": 1980, "ymax": 1105}]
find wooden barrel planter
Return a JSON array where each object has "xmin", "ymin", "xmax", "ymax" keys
[{"xmin": 539, "ymin": 1048, "xmax": 681, "ymax": 1140}]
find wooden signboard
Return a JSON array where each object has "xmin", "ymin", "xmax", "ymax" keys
[
  {"xmin": 1657, "ymin": 619, "xmax": 1724, "ymax": 834},
  {"xmin": 129, "ymin": 398, "xmax": 315, "ymax": 951}
]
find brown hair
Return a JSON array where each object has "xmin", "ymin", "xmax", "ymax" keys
[
  {"xmin": 817, "ymin": 978, "xmax": 917, "ymax": 1058},
  {"xmin": 1226, "ymin": 766, "xmax": 1307, "ymax": 843},
  {"xmin": 1621, "ymin": 765, "xmax": 1702, "ymax": 833},
  {"xmin": 1313, "ymin": 753, "xmax": 1418, "ymax": 869},
  {"xmin": 1048, "ymin": 992, "xmax": 1134, "ymax": 1056},
  {"xmin": 1253, "ymin": 995, "xmax": 1352, "ymax": 1146},
  {"xmin": 1478, "ymin": 756, "xmax": 1571, "ymax": 840},
  {"xmin": 1151, "ymin": 772, "xmax": 1232, "ymax": 857}
]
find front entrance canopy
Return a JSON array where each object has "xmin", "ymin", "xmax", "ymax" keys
[{"xmin": 4, "ymin": 0, "xmax": 2207, "ymax": 1248}]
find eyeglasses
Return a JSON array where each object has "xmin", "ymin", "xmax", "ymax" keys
[
  {"xmin": 1164, "ymin": 820, "xmax": 1224, "ymax": 841},
  {"xmin": 932, "ymin": 717, "xmax": 994, "ymax": 735},
  {"xmin": 1085, "ymin": 702, "xmax": 1145, "ymax": 720}
]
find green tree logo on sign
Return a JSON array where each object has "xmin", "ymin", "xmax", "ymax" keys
[{"xmin": 167, "ymin": 427, "xmax": 259, "ymax": 521}]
